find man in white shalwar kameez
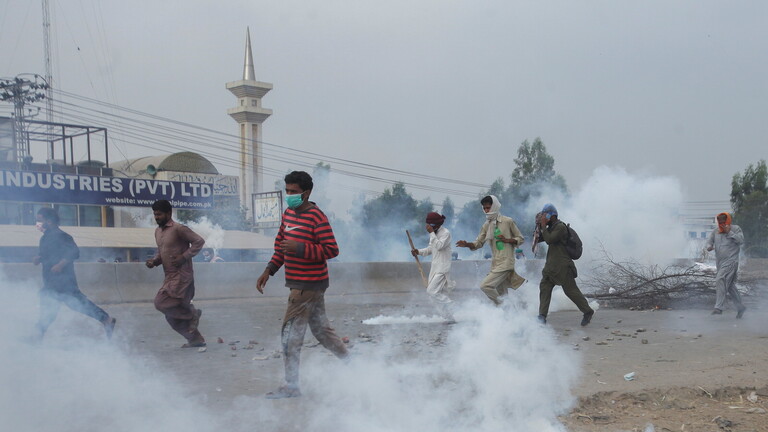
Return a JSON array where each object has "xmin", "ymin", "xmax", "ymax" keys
[
  {"xmin": 412, "ymin": 212, "xmax": 455, "ymax": 323},
  {"xmin": 705, "ymin": 212, "xmax": 746, "ymax": 318}
]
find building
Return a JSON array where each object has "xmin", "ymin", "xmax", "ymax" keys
[
  {"xmin": 0, "ymin": 145, "xmax": 273, "ymax": 262},
  {"xmin": 0, "ymin": 30, "xmax": 278, "ymax": 262}
]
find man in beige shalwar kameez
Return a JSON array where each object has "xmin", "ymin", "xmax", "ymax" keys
[
  {"xmin": 145, "ymin": 200, "xmax": 206, "ymax": 347},
  {"xmin": 456, "ymin": 195, "xmax": 526, "ymax": 305}
]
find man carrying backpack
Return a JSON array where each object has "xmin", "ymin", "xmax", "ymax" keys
[{"xmin": 536, "ymin": 203, "xmax": 594, "ymax": 326}]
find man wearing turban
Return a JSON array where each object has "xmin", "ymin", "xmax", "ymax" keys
[{"xmin": 411, "ymin": 212, "xmax": 456, "ymax": 322}]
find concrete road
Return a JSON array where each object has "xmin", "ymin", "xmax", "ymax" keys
[
  {"xmin": 17, "ymin": 288, "xmax": 768, "ymax": 432},
  {"xmin": 58, "ymin": 288, "xmax": 766, "ymax": 401}
]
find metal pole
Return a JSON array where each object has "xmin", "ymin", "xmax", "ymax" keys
[
  {"xmin": 42, "ymin": 0, "xmax": 54, "ymax": 159},
  {"xmin": 86, "ymin": 127, "xmax": 91, "ymax": 163},
  {"xmin": 60, "ymin": 124, "xmax": 65, "ymax": 163},
  {"xmin": 104, "ymin": 130, "xmax": 109, "ymax": 167}
]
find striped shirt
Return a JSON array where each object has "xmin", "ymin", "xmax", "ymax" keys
[{"xmin": 266, "ymin": 204, "xmax": 339, "ymax": 290}]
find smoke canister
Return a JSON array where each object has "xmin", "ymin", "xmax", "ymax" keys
[{"xmin": 494, "ymin": 227, "xmax": 504, "ymax": 250}]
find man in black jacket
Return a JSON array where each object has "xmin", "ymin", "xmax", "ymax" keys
[{"xmin": 33, "ymin": 207, "xmax": 116, "ymax": 340}]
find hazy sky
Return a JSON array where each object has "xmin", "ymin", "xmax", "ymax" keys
[{"xmin": 2, "ymin": 0, "xmax": 766, "ymax": 211}]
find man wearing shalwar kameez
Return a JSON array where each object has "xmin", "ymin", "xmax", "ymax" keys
[
  {"xmin": 411, "ymin": 212, "xmax": 456, "ymax": 322},
  {"xmin": 145, "ymin": 200, "xmax": 206, "ymax": 347},
  {"xmin": 455, "ymin": 195, "xmax": 526, "ymax": 305},
  {"xmin": 705, "ymin": 212, "xmax": 746, "ymax": 318}
]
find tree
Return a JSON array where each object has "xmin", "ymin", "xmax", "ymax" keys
[
  {"xmin": 731, "ymin": 160, "xmax": 767, "ymax": 214},
  {"xmin": 352, "ymin": 183, "xmax": 427, "ymax": 260},
  {"xmin": 454, "ymin": 138, "xmax": 569, "ymax": 246},
  {"xmin": 504, "ymin": 137, "xmax": 568, "ymax": 236},
  {"xmin": 731, "ymin": 160, "xmax": 768, "ymax": 257},
  {"xmin": 311, "ymin": 162, "xmax": 333, "ymax": 212},
  {"xmin": 441, "ymin": 197, "xmax": 455, "ymax": 227},
  {"xmin": 416, "ymin": 197, "xmax": 434, "ymax": 222},
  {"xmin": 362, "ymin": 183, "xmax": 417, "ymax": 225},
  {"xmin": 509, "ymin": 137, "xmax": 567, "ymax": 196}
]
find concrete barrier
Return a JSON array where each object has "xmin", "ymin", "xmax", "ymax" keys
[
  {"xmin": 0, "ymin": 259, "xmax": 535, "ymax": 303},
  {"xmin": 12, "ymin": 257, "xmax": 761, "ymax": 304}
]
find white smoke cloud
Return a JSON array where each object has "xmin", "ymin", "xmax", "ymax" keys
[
  {"xmin": 363, "ymin": 314, "xmax": 447, "ymax": 324},
  {"xmin": 0, "ymin": 272, "xmax": 221, "ymax": 432},
  {"xmin": 529, "ymin": 166, "xmax": 687, "ymax": 265},
  {"xmin": 186, "ymin": 217, "xmax": 226, "ymax": 251},
  {"xmin": 298, "ymin": 300, "xmax": 580, "ymax": 432},
  {"xmin": 1, "ymin": 262, "xmax": 584, "ymax": 432}
]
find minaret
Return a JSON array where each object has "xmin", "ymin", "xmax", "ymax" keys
[{"xmin": 227, "ymin": 27, "xmax": 272, "ymax": 217}]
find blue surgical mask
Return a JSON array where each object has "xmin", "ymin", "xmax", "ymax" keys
[{"xmin": 285, "ymin": 192, "xmax": 304, "ymax": 209}]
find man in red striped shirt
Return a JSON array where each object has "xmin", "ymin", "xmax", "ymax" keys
[{"xmin": 256, "ymin": 171, "xmax": 348, "ymax": 399}]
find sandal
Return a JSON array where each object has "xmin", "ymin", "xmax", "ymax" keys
[
  {"xmin": 181, "ymin": 340, "xmax": 207, "ymax": 348},
  {"xmin": 265, "ymin": 386, "xmax": 301, "ymax": 399}
]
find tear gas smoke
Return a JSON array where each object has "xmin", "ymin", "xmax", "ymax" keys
[
  {"xmin": 314, "ymin": 165, "xmax": 690, "ymax": 266},
  {"xmin": 1, "ymin": 262, "xmax": 584, "ymax": 432},
  {"xmin": 295, "ymin": 300, "xmax": 580, "ymax": 432},
  {"xmin": 186, "ymin": 217, "xmax": 226, "ymax": 251},
  {"xmin": 363, "ymin": 314, "xmax": 447, "ymax": 325},
  {"xmin": 0, "ymin": 271, "xmax": 222, "ymax": 432},
  {"xmin": 527, "ymin": 166, "xmax": 688, "ymax": 265},
  {"xmin": 127, "ymin": 207, "xmax": 225, "ymax": 252}
]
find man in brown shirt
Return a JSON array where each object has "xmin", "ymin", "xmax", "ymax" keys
[{"xmin": 145, "ymin": 200, "xmax": 206, "ymax": 347}]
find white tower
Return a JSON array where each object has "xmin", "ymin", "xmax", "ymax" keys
[{"xmin": 226, "ymin": 27, "xmax": 272, "ymax": 216}]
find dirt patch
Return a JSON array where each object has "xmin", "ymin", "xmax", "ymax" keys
[{"xmin": 561, "ymin": 386, "xmax": 768, "ymax": 432}]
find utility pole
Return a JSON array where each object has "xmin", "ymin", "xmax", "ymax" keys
[
  {"xmin": 0, "ymin": 75, "xmax": 48, "ymax": 163},
  {"xmin": 42, "ymin": 0, "xmax": 54, "ymax": 159}
]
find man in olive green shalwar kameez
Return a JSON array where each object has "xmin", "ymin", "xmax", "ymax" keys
[{"xmin": 536, "ymin": 203, "xmax": 593, "ymax": 326}]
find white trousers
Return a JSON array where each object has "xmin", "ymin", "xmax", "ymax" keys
[{"xmin": 426, "ymin": 273, "xmax": 454, "ymax": 320}]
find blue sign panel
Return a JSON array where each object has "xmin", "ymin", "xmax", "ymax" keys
[{"xmin": 0, "ymin": 169, "xmax": 214, "ymax": 209}]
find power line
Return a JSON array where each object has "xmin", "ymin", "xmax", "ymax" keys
[
  {"xmin": 51, "ymin": 89, "xmax": 492, "ymax": 189},
  {"xmin": 39, "ymin": 90, "xmax": 489, "ymax": 199}
]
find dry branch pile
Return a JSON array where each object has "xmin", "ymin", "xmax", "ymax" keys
[{"xmin": 583, "ymin": 250, "xmax": 765, "ymax": 308}]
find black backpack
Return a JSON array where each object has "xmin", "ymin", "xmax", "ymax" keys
[{"xmin": 563, "ymin": 222, "xmax": 583, "ymax": 260}]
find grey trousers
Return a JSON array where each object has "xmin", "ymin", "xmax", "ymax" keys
[
  {"xmin": 714, "ymin": 264, "xmax": 743, "ymax": 310},
  {"xmin": 281, "ymin": 289, "xmax": 348, "ymax": 388}
]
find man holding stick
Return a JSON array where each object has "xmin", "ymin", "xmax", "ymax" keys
[
  {"xmin": 456, "ymin": 195, "xmax": 526, "ymax": 305},
  {"xmin": 410, "ymin": 212, "xmax": 456, "ymax": 323}
]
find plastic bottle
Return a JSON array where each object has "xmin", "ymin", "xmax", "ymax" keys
[{"xmin": 494, "ymin": 227, "xmax": 504, "ymax": 251}]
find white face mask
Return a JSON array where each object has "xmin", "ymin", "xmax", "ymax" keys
[{"xmin": 35, "ymin": 222, "xmax": 46, "ymax": 233}]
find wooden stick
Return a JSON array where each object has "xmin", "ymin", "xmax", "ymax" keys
[{"xmin": 406, "ymin": 230, "xmax": 428, "ymax": 287}]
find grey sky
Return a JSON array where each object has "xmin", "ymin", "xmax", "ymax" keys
[{"xmin": 2, "ymin": 0, "xmax": 766, "ymax": 211}]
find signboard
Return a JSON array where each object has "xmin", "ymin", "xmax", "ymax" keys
[
  {"xmin": 0, "ymin": 169, "xmax": 214, "ymax": 209},
  {"xmin": 157, "ymin": 171, "xmax": 239, "ymax": 196},
  {"xmin": 252, "ymin": 191, "xmax": 282, "ymax": 228}
]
